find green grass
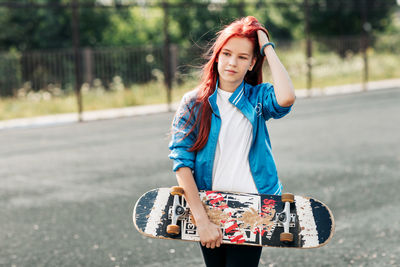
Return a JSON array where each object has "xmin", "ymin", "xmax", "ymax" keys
[
  {"xmin": 1, "ymin": 50, "xmax": 399, "ymax": 120},
  {"xmin": 80, "ymin": 79, "xmax": 198, "ymax": 110},
  {"xmin": 274, "ymin": 49, "xmax": 400, "ymax": 89},
  {"xmin": 0, "ymin": 80, "xmax": 198, "ymax": 120},
  {"xmin": 0, "ymin": 95, "xmax": 78, "ymax": 120}
]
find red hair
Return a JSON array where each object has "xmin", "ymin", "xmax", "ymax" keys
[{"xmin": 181, "ymin": 16, "xmax": 270, "ymax": 151}]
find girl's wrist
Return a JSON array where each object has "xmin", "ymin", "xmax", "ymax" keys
[
  {"xmin": 195, "ymin": 216, "xmax": 210, "ymax": 226},
  {"xmin": 260, "ymin": 42, "xmax": 275, "ymax": 56},
  {"xmin": 192, "ymin": 209, "xmax": 210, "ymax": 224},
  {"xmin": 264, "ymin": 45, "xmax": 274, "ymax": 56}
]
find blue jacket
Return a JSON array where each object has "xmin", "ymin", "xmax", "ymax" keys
[{"xmin": 168, "ymin": 80, "xmax": 292, "ymax": 195}]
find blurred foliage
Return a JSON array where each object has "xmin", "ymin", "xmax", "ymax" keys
[
  {"xmin": 308, "ymin": 0, "xmax": 398, "ymax": 56},
  {"xmin": 0, "ymin": 0, "xmax": 398, "ymax": 50},
  {"xmin": 0, "ymin": 0, "xmax": 399, "ymax": 97},
  {"xmin": 308, "ymin": 0, "xmax": 397, "ymax": 36},
  {"xmin": 101, "ymin": 6, "xmax": 165, "ymax": 46},
  {"xmin": 168, "ymin": 0, "xmax": 302, "ymax": 46},
  {"xmin": 0, "ymin": 0, "xmax": 112, "ymax": 51}
]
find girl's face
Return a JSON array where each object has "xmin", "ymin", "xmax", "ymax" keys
[{"xmin": 217, "ymin": 36, "xmax": 257, "ymax": 92}]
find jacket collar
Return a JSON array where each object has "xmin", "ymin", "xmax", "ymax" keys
[
  {"xmin": 208, "ymin": 79, "xmax": 245, "ymax": 117},
  {"xmin": 229, "ymin": 80, "xmax": 245, "ymax": 106}
]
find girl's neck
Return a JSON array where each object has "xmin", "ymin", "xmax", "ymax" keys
[{"xmin": 218, "ymin": 79, "xmax": 242, "ymax": 93}]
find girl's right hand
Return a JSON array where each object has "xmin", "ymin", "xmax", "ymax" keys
[{"xmin": 196, "ymin": 219, "xmax": 223, "ymax": 249}]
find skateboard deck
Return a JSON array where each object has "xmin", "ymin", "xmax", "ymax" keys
[{"xmin": 133, "ymin": 187, "xmax": 334, "ymax": 248}]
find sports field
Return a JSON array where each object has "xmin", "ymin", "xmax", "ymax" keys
[{"xmin": 0, "ymin": 88, "xmax": 399, "ymax": 266}]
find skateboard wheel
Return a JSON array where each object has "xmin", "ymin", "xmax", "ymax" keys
[
  {"xmin": 281, "ymin": 193, "xmax": 294, "ymax": 203},
  {"xmin": 167, "ymin": 224, "xmax": 180, "ymax": 235},
  {"xmin": 170, "ymin": 186, "xmax": 184, "ymax": 196},
  {"xmin": 280, "ymin": 232, "xmax": 293, "ymax": 242}
]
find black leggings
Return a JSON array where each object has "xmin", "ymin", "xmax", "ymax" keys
[{"xmin": 199, "ymin": 243, "xmax": 262, "ymax": 267}]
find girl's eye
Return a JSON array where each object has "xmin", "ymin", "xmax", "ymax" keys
[
  {"xmin": 240, "ymin": 56, "xmax": 248, "ymax": 60},
  {"xmin": 223, "ymin": 52, "xmax": 230, "ymax": 56}
]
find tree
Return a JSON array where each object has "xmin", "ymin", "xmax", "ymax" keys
[
  {"xmin": 0, "ymin": 0, "xmax": 114, "ymax": 93},
  {"xmin": 308, "ymin": 0, "xmax": 398, "ymax": 56},
  {"xmin": 0, "ymin": 0, "xmax": 112, "ymax": 51}
]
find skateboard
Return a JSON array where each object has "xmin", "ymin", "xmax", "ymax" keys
[{"xmin": 133, "ymin": 187, "xmax": 334, "ymax": 248}]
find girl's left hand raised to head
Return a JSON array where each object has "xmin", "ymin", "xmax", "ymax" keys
[{"xmin": 257, "ymin": 30, "xmax": 269, "ymax": 50}]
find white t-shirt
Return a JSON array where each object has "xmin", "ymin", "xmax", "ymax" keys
[{"xmin": 212, "ymin": 88, "xmax": 258, "ymax": 194}]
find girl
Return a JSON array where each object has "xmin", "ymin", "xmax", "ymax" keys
[{"xmin": 168, "ymin": 16, "xmax": 295, "ymax": 267}]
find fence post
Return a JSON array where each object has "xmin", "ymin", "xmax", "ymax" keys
[
  {"xmin": 170, "ymin": 43, "xmax": 178, "ymax": 80},
  {"xmin": 304, "ymin": 0, "xmax": 312, "ymax": 95},
  {"xmin": 83, "ymin": 48, "xmax": 93, "ymax": 86},
  {"xmin": 162, "ymin": 0, "xmax": 173, "ymax": 111},
  {"xmin": 71, "ymin": 0, "xmax": 83, "ymax": 121},
  {"xmin": 361, "ymin": 0, "xmax": 369, "ymax": 91}
]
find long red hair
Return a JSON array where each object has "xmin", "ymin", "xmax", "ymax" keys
[{"xmin": 181, "ymin": 16, "xmax": 270, "ymax": 151}]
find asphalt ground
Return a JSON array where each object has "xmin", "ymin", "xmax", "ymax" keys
[{"xmin": 0, "ymin": 88, "xmax": 399, "ymax": 267}]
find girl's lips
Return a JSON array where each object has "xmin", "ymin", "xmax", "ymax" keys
[{"xmin": 226, "ymin": 70, "xmax": 237, "ymax": 73}]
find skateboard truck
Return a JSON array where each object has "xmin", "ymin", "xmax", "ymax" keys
[
  {"xmin": 167, "ymin": 186, "xmax": 185, "ymax": 235},
  {"xmin": 278, "ymin": 193, "xmax": 295, "ymax": 242}
]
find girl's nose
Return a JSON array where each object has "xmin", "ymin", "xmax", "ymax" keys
[{"xmin": 229, "ymin": 56, "xmax": 237, "ymax": 66}]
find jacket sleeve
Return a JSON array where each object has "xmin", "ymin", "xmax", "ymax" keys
[
  {"xmin": 261, "ymin": 83, "xmax": 293, "ymax": 120},
  {"xmin": 168, "ymin": 94, "xmax": 197, "ymax": 172}
]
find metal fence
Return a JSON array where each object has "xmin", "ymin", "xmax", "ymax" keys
[
  {"xmin": 0, "ymin": 34, "xmax": 399, "ymax": 98},
  {"xmin": 0, "ymin": 46, "xmax": 164, "ymax": 96}
]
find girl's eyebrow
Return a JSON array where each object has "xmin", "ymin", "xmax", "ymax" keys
[{"xmin": 221, "ymin": 48, "xmax": 250, "ymax": 56}]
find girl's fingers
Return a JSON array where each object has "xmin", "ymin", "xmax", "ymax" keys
[
  {"xmin": 216, "ymin": 237, "xmax": 221, "ymax": 248},
  {"xmin": 214, "ymin": 228, "xmax": 222, "ymax": 248},
  {"xmin": 210, "ymin": 241, "xmax": 216, "ymax": 249},
  {"xmin": 200, "ymin": 224, "xmax": 222, "ymax": 249}
]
